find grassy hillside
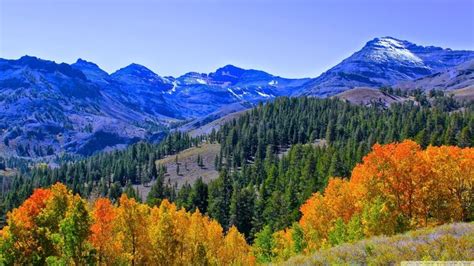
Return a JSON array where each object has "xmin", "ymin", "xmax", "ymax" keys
[
  {"xmin": 282, "ymin": 223, "xmax": 474, "ymax": 265},
  {"xmin": 157, "ymin": 142, "xmax": 220, "ymax": 185},
  {"xmin": 451, "ymin": 86, "xmax": 474, "ymax": 102},
  {"xmin": 133, "ymin": 142, "xmax": 220, "ymax": 201},
  {"xmin": 334, "ymin": 87, "xmax": 407, "ymax": 106}
]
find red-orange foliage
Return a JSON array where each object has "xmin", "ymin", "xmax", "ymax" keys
[
  {"xmin": 90, "ymin": 198, "xmax": 117, "ymax": 264},
  {"xmin": 298, "ymin": 140, "xmax": 474, "ymax": 253},
  {"xmin": 9, "ymin": 188, "xmax": 52, "ymax": 229},
  {"xmin": 4, "ymin": 188, "xmax": 53, "ymax": 260}
]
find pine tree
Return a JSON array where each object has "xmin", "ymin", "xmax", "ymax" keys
[
  {"xmin": 189, "ymin": 177, "xmax": 208, "ymax": 213},
  {"xmin": 229, "ymin": 185, "xmax": 255, "ymax": 239},
  {"xmin": 147, "ymin": 172, "xmax": 165, "ymax": 206},
  {"xmin": 208, "ymin": 169, "xmax": 232, "ymax": 228}
]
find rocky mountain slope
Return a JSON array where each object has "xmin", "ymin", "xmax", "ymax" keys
[
  {"xmin": 0, "ymin": 56, "xmax": 174, "ymax": 158},
  {"xmin": 396, "ymin": 59, "xmax": 474, "ymax": 91}
]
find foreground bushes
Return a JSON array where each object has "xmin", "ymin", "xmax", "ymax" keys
[
  {"xmin": 0, "ymin": 183, "xmax": 254, "ymax": 265},
  {"xmin": 282, "ymin": 222, "xmax": 474, "ymax": 265}
]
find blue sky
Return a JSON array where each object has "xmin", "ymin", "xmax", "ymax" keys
[{"xmin": 1, "ymin": 0, "xmax": 473, "ymax": 78}]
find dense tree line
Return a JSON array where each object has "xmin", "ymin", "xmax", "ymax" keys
[
  {"xmin": 2, "ymin": 142, "xmax": 471, "ymax": 264},
  {"xmin": 215, "ymin": 97, "xmax": 473, "ymax": 171}
]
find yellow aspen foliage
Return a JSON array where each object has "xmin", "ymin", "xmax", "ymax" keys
[
  {"xmin": 149, "ymin": 202, "xmax": 178, "ymax": 265},
  {"xmin": 204, "ymin": 220, "xmax": 225, "ymax": 265},
  {"xmin": 272, "ymin": 228, "xmax": 294, "ymax": 262},
  {"xmin": 4, "ymin": 188, "xmax": 52, "ymax": 263},
  {"xmin": 221, "ymin": 226, "xmax": 254, "ymax": 265},
  {"xmin": 299, "ymin": 192, "xmax": 331, "ymax": 251},
  {"xmin": 323, "ymin": 178, "xmax": 357, "ymax": 223},
  {"xmin": 115, "ymin": 195, "xmax": 152, "ymax": 265},
  {"xmin": 1, "ymin": 184, "xmax": 255, "ymax": 265}
]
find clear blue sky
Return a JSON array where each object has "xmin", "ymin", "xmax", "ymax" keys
[{"xmin": 1, "ymin": 0, "xmax": 473, "ymax": 78}]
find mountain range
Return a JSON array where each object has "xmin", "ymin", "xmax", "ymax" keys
[{"xmin": 1, "ymin": 36, "xmax": 473, "ymax": 158}]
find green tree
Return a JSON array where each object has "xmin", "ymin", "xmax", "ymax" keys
[
  {"xmin": 57, "ymin": 197, "xmax": 93, "ymax": 264},
  {"xmin": 189, "ymin": 177, "xmax": 208, "ymax": 213},
  {"xmin": 252, "ymin": 225, "xmax": 275, "ymax": 263},
  {"xmin": 291, "ymin": 223, "xmax": 306, "ymax": 254},
  {"xmin": 229, "ymin": 185, "xmax": 255, "ymax": 239}
]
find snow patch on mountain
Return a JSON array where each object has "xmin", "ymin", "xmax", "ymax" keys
[
  {"xmin": 358, "ymin": 37, "xmax": 424, "ymax": 66},
  {"xmin": 167, "ymin": 81, "xmax": 179, "ymax": 94},
  {"xmin": 227, "ymin": 88, "xmax": 242, "ymax": 99},
  {"xmin": 196, "ymin": 78, "xmax": 207, "ymax": 85},
  {"xmin": 256, "ymin": 90, "xmax": 272, "ymax": 97}
]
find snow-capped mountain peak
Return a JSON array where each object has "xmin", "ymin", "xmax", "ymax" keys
[
  {"xmin": 1, "ymin": 35, "xmax": 474, "ymax": 158},
  {"xmin": 300, "ymin": 36, "xmax": 474, "ymax": 97},
  {"xmin": 359, "ymin": 37, "xmax": 424, "ymax": 65}
]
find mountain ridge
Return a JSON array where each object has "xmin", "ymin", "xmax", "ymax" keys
[{"xmin": 1, "ymin": 36, "xmax": 473, "ymax": 158}]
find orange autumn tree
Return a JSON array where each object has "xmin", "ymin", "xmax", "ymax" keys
[
  {"xmin": 89, "ymin": 198, "xmax": 118, "ymax": 264},
  {"xmin": 422, "ymin": 145, "xmax": 474, "ymax": 222},
  {"xmin": 0, "ymin": 183, "xmax": 254, "ymax": 265},
  {"xmin": 0, "ymin": 183, "xmax": 95, "ymax": 264},
  {"xmin": 267, "ymin": 140, "xmax": 474, "ymax": 260},
  {"xmin": 0, "ymin": 188, "xmax": 52, "ymax": 264},
  {"xmin": 350, "ymin": 140, "xmax": 432, "ymax": 234}
]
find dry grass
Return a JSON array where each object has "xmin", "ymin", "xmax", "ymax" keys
[
  {"xmin": 134, "ymin": 143, "xmax": 221, "ymax": 201},
  {"xmin": 334, "ymin": 87, "xmax": 407, "ymax": 106},
  {"xmin": 451, "ymin": 86, "xmax": 474, "ymax": 102},
  {"xmin": 280, "ymin": 223, "xmax": 474, "ymax": 265},
  {"xmin": 0, "ymin": 168, "xmax": 17, "ymax": 177},
  {"xmin": 157, "ymin": 142, "xmax": 220, "ymax": 185}
]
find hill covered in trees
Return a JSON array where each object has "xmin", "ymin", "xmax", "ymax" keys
[{"xmin": 1, "ymin": 96, "xmax": 473, "ymax": 230}]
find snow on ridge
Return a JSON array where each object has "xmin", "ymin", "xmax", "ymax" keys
[
  {"xmin": 167, "ymin": 81, "xmax": 178, "ymax": 94},
  {"xmin": 367, "ymin": 38, "xmax": 424, "ymax": 65},
  {"xmin": 377, "ymin": 37, "xmax": 405, "ymax": 49},
  {"xmin": 256, "ymin": 90, "xmax": 272, "ymax": 98},
  {"xmin": 227, "ymin": 88, "xmax": 242, "ymax": 99},
  {"xmin": 268, "ymin": 80, "xmax": 278, "ymax": 86},
  {"xmin": 196, "ymin": 78, "xmax": 207, "ymax": 85}
]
